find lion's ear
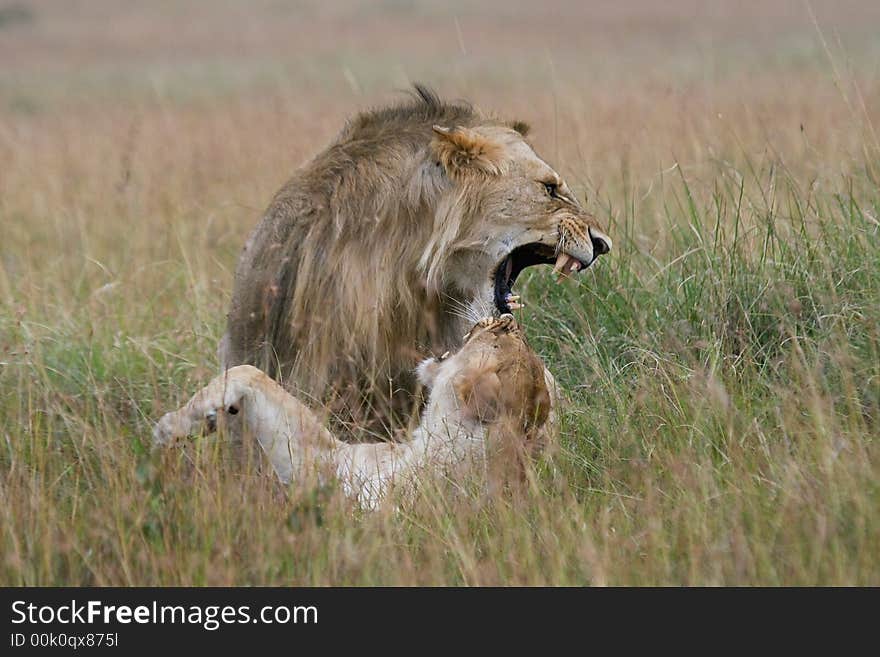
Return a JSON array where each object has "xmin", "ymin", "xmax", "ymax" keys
[
  {"xmin": 509, "ymin": 120, "xmax": 531, "ymax": 137},
  {"xmin": 431, "ymin": 125, "xmax": 506, "ymax": 177}
]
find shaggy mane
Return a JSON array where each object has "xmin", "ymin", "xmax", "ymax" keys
[
  {"xmin": 222, "ymin": 84, "xmax": 529, "ymax": 437},
  {"xmin": 343, "ymin": 84, "xmax": 481, "ymax": 139}
]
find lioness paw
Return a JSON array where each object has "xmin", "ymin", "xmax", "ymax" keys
[
  {"xmin": 152, "ymin": 406, "xmax": 220, "ymax": 448},
  {"xmin": 152, "ymin": 412, "xmax": 185, "ymax": 448},
  {"xmin": 495, "ymin": 313, "xmax": 516, "ymax": 331}
]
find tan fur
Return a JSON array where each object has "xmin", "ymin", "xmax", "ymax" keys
[
  {"xmin": 431, "ymin": 125, "xmax": 508, "ymax": 176},
  {"xmin": 220, "ymin": 86, "xmax": 610, "ymax": 433},
  {"xmin": 154, "ymin": 315, "xmax": 553, "ymax": 509}
]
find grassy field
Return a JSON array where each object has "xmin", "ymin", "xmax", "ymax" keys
[{"xmin": 1, "ymin": 0, "xmax": 878, "ymax": 585}]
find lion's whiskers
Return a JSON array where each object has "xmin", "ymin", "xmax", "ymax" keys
[{"xmin": 443, "ymin": 294, "xmax": 487, "ymax": 325}]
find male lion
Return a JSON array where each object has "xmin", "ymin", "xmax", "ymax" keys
[
  {"xmin": 154, "ymin": 315, "xmax": 551, "ymax": 509},
  {"xmin": 220, "ymin": 86, "xmax": 611, "ymax": 431}
]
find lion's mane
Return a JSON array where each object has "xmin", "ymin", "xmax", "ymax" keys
[{"xmin": 221, "ymin": 86, "xmax": 519, "ymax": 428}]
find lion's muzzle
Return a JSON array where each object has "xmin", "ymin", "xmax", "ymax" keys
[{"xmin": 554, "ymin": 216, "xmax": 612, "ymax": 278}]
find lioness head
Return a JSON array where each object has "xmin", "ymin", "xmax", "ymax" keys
[
  {"xmin": 417, "ymin": 314, "xmax": 550, "ymax": 434},
  {"xmin": 426, "ymin": 122, "xmax": 611, "ymax": 317}
]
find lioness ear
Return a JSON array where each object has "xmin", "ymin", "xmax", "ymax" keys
[
  {"xmin": 431, "ymin": 125, "xmax": 506, "ymax": 177},
  {"xmin": 454, "ymin": 369, "xmax": 502, "ymax": 424}
]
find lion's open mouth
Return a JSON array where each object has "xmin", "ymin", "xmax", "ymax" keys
[{"xmin": 493, "ymin": 243, "xmax": 589, "ymax": 314}]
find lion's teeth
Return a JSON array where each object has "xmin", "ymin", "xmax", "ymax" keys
[
  {"xmin": 552, "ymin": 251, "xmax": 569, "ymax": 276},
  {"xmin": 504, "ymin": 292, "xmax": 523, "ymax": 310},
  {"xmin": 554, "ymin": 252, "xmax": 583, "ymax": 282}
]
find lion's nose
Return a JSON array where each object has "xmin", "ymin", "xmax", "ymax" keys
[{"xmin": 588, "ymin": 227, "xmax": 612, "ymax": 258}]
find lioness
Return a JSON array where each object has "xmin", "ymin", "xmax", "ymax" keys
[
  {"xmin": 220, "ymin": 85, "xmax": 610, "ymax": 429},
  {"xmin": 154, "ymin": 315, "xmax": 551, "ymax": 509}
]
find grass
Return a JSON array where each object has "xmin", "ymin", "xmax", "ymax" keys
[{"xmin": 1, "ymin": 0, "xmax": 878, "ymax": 585}]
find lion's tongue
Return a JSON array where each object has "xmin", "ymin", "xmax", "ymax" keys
[{"xmin": 553, "ymin": 252, "xmax": 582, "ymax": 281}]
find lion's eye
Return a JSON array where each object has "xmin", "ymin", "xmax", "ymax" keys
[{"xmin": 543, "ymin": 181, "xmax": 559, "ymax": 198}]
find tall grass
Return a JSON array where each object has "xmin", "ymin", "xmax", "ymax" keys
[
  {"xmin": 1, "ymin": 0, "xmax": 878, "ymax": 585},
  {"xmin": 2, "ymin": 138, "xmax": 876, "ymax": 584}
]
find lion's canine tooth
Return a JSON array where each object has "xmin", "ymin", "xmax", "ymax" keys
[
  {"xmin": 554, "ymin": 252, "xmax": 584, "ymax": 281},
  {"xmin": 508, "ymin": 301, "xmax": 524, "ymax": 310},
  {"xmin": 552, "ymin": 251, "xmax": 568, "ymax": 275},
  {"xmin": 553, "ymin": 252, "xmax": 570, "ymax": 282},
  {"xmin": 506, "ymin": 294, "xmax": 521, "ymax": 302},
  {"xmin": 553, "ymin": 251, "xmax": 574, "ymax": 282}
]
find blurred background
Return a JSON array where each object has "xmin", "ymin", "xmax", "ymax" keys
[
  {"xmin": 1, "ymin": 1, "xmax": 877, "ymax": 233},
  {"xmin": 2, "ymin": 0, "xmax": 878, "ymax": 294}
]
